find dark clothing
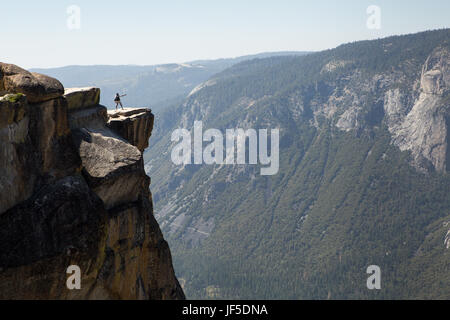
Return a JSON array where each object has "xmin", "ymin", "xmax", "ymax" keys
[{"xmin": 114, "ymin": 94, "xmax": 125, "ymax": 110}]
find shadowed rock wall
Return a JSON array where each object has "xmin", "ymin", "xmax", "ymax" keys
[{"xmin": 0, "ymin": 63, "xmax": 184, "ymax": 300}]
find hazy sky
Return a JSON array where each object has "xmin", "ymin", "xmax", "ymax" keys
[{"xmin": 1, "ymin": 0, "xmax": 449, "ymax": 68}]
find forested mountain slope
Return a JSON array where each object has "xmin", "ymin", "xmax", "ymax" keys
[{"xmin": 145, "ymin": 29, "xmax": 450, "ymax": 299}]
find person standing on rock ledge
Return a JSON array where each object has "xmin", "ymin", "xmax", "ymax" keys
[{"xmin": 114, "ymin": 93, "xmax": 127, "ymax": 110}]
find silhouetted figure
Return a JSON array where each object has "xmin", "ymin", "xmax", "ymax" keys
[{"xmin": 114, "ymin": 93, "xmax": 127, "ymax": 110}]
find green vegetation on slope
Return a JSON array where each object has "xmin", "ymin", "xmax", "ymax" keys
[{"xmin": 146, "ymin": 29, "xmax": 450, "ymax": 299}]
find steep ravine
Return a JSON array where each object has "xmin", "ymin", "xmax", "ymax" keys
[{"xmin": 0, "ymin": 63, "xmax": 184, "ymax": 300}]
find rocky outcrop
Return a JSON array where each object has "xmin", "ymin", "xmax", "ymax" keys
[
  {"xmin": 0, "ymin": 94, "xmax": 34, "ymax": 214},
  {"xmin": 65, "ymin": 87, "xmax": 100, "ymax": 111},
  {"xmin": 107, "ymin": 108, "xmax": 154, "ymax": 152},
  {"xmin": 0, "ymin": 63, "xmax": 64, "ymax": 103},
  {"xmin": 312, "ymin": 46, "xmax": 449, "ymax": 173},
  {"xmin": 385, "ymin": 47, "xmax": 450, "ymax": 173},
  {"xmin": 0, "ymin": 92, "xmax": 80, "ymax": 215},
  {"xmin": 0, "ymin": 65, "xmax": 184, "ymax": 300}
]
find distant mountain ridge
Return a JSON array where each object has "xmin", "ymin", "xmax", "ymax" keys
[{"xmin": 31, "ymin": 52, "xmax": 309, "ymax": 112}]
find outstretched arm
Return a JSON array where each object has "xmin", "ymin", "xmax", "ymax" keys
[{"xmin": 120, "ymin": 94, "xmax": 127, "ymax": 97}]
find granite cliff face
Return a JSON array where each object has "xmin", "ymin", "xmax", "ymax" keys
[
  {"xmin": 0, "ymin": 62, "xmax": 184, "ymax": 300},
  {"xmin": 325, "ymin": 47, "xmax": 450, "ymax": 173},
  {"xmin": 385, "ymin": 47, "xmax": 450, "ymax": 173},
  {"xmin": 280, "ymin": 46, "xmax": 450, "ymax": 174}
]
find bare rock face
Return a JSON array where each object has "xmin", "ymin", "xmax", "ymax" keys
[
  {"xmin": 0, "ymin": 175, "xmax": 106, "ymax": 270},
  {"xmin": 65, "ymin": 87, "xmax": 100, "ymax": 111},
  {"xmin": 385, "ymin": 47, "xmax": 450, "ymax": 173},
  {"xmin": 107, "ymin": 108, "xmax": 154, "ymax": 152},
  {"xmin": 0, "ymin": 176, "xmax": 108, "ymax": 300},
  {"xmin": 98, "ymin": 189, "xmax": 185, "ymax": 299},
  {"xmin": 445, "ymin": 228, "xmax": 450, "ymax": 249},
  {"xmin": 72, "ymin": 127, "xmax": 145, "ymax": 210},
  {"xmin": 0, "ymin": 94, "xmax": 33, "ymax": 214},
  {"xmin": 69, "ymin": 102, "xmax": 147, "ymax": 210},
  {"xmin": 0, "ymin": 93, "xmax": 80, "ymax": 215},
  {"xmin": 0, "ymin": 73, "xmax": 184, "ymax": 299},
  {"xmin": 0, "ymin": 63, "xmax": 64, "ymax": 104},
  {"xmin": 68, "ymin": 105, "xmax": 108, "ymax": 129},
  {"xmin": 322, "ymin": 46, "xmax": 449, "ymax": 174}
]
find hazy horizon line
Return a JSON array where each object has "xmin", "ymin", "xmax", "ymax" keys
[
  {"xmin": 28, "ymin": 50, "xmax": 312, "ymax": 70},
  {"xmin": 24, "ymin": 27, "xmax": 450, "ymax": 70}
]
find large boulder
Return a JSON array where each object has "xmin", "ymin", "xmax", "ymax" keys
[
  {"xmin": 0, "ymin": 63, "xmax": 64, "ymax": 103},
  {"xmin": 0, "ymin": 63, "xmax": 26, "ymax": 91},
  {"xmin": 72, "ymin": 127, "xmax": 145, "ymax": 210}
]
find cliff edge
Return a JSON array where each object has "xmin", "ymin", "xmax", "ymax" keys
[{"xmin": 0, "ymin": 62, "xmax": 185, "ymax": 300}]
